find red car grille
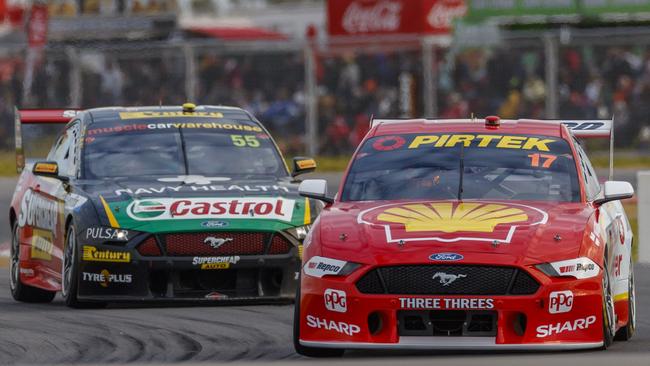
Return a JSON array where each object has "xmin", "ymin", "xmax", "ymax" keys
[
  {"xmin": 164, "ymin": 232, "xmax": 267, "ymax": 256},
  {"xmin": 137, "ymin": 237, "xmax": 162, "ymax": 256}
]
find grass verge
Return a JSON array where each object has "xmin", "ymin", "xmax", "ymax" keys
[{"xmin": 0, "ymin": 153, "xmax": 17, "ymax": 177}]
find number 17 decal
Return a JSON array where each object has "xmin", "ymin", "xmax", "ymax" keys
[{"xmin": 528, "ymin": 153, "xmax": 557, "ymax": 168}]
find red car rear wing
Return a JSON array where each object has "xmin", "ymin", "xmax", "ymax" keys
[
  {"xmin": 370, "ymin": 118, "xmax": 613, "ymax": 138},
  {"xmin": 14, "ymin": 107, "xmax": 80, "ymax": 173}
]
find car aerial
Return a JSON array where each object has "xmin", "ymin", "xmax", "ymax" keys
[
  {"xmin": 294, "ymin": 116, "xmax": 635, "ymax": 356},
  {"xmin": 9, "ymin": 103, "xmax": 319, "ymax": 308}
]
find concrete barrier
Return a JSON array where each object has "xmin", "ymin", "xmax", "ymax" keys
[{"xmin": 638, "ymin": 171, "xmax": 650, "ymax": 263}]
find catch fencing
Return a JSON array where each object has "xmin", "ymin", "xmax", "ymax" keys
[{"xmin": 3, "ymin": 26, "xmax": 650, "ymax": 155}]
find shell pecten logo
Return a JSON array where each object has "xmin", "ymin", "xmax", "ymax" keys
[
  {"xmin": 377, "ymin": 202, "xmax": 528, "ymax": 233},
  {"xmin": 359, "ymin": 200, "xmax": 548, "ymax": 244}
]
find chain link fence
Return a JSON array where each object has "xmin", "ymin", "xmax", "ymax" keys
[{"xmin": 3, "ymin": 28, "xmax": 650, "ymax": 156}]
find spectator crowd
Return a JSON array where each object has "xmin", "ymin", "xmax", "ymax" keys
[{"xmin": 2, "ymin": 41, "xmax": 650, "ymax": 154}]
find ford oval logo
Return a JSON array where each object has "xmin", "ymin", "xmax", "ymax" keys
[
  {"xmin": 429, "ymin": 253, "xmax": 463, "ymax": 261},
  {"xmin": 201, "ymin": 220, "xmax": 229, "ymax": 228}
]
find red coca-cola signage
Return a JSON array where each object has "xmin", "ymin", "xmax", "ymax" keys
[
  {"xmin": 328, "ymin": 0, "xmax": 466, "ymax": 37},
  {"xmin": 27, "ymin": 4, "xmax": 49, "ymax": 47}
]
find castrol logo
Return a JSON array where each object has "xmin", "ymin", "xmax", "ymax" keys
[
  {"xmin": 126, "ymin": 197, "xmax": 295, "ymax": 222},
  {"xmin": 342, "ymin": 0, "xmax": 402, "ymax": 34}
]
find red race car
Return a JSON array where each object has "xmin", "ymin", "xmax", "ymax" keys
[{"xmin": 294, "ymin": 116, "xmax": 635, "ymax": 356}]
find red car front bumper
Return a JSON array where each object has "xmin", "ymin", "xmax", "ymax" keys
[{"xmin": 298, "ymin": 264, "xmax": 605, "ymax": 350}]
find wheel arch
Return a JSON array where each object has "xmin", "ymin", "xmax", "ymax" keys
[
  {"xmin": 65, "ymin": 214, "xmax": 75, "ymax": 232},
  {"xmin": 9, "ymin": 208, "xmax": 16, "ymax": 229}
]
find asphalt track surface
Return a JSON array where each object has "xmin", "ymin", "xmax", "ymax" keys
[{"xmin": 0, "ymin": 174, "xmax": 649, "ymax": 365}]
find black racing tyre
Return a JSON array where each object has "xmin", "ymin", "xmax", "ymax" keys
[
  {"xmin": 9, "ymin": 222, "xmax": 56, "ymax": 303},
  {"xmin": 601, "ymin": 257, "xmax": 616, "ymax": 349},
  {"xmin": 293, "ymin": 282, "xmax": 344, "ymax": 358},
  {"xmin": 61, "ymin": 224, "xmax": 106, "ymax": 309},
  {"xmin": 615, "ymin": 255, "xmax": 635, "ymax": 341}
]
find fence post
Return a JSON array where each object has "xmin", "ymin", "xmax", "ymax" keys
[
  {"xmin": 66, "ymin": 46, "xmax": 82, "ymax": 107},
  {"xmin": 543, "ymin": 33, "xmax": 559, "ymax": 119},
  {"xmin": 638, "ymin": 171, "xmax": 650, "ymax": 263},
  {"xmin": 304, "ymin": 42, "xmax": 318, "ymax": 156},
  {"xmin": 184, "ymin": 44, "xmax": 197, "ymax": 103},
  {"xmin": 421, "ymin": 36, "xmax": 436, "ymax": 118}
]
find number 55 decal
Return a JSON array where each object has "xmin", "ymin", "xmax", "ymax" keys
[
  {"xmin": 528, "ymin": 153, "xmax": 557, "ymax": 168},
  {"xmin": 231, "ymin": 135, "xmax": 260, "ymax": 147}
]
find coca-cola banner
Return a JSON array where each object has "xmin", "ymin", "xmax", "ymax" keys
[
  {"xmin": 327, "ymin": 0, "xmax": 466, "ymax": 37},
  {"xmin": 27, "ymin": 4, "xmax": 49, "ymax": 47}
]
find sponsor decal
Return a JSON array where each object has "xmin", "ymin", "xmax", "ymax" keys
[
  {"xmin": 400, "ymin": 297, "xmax": 494, "ymax": 310},
  {"xmin": 405, "ymin": 134, "xmax": 557, "ymax": 152},
  {"xmin": 614, "ymin": 254, "xmax": 624, "ymax": 277},
  {"xmin": 30, "ymin": 229, "xmax": 53, "ymax": 260},
  {"xmin": 115, "ymin": 184, "xmax": 289, "ymax": 196},
  {"xmin": 306, "ymin": 315, "xmax": 360, "ymax": 336},
  {"xmin": 549, "ymin": 290, "xmax": 573, "ymax": 314},
  {"xmin": 19, "ymin": 267, "xmax": 35, "ymax": 277},
  {"xmin": 82, "ymin": 269, "xmax": 132, "ymax": 287},
  {"xmin": 432, "ymin": 272, "xmax": 466, "ymax": 286},
  {"xmin": 551, "ymin": 258, "xmax": 600, "ymax": 279},
  {"xmin": 201, "ymin": 220, "xmax": 229, "ymax": 228},
  {"xmin": 204, "ymin": 237, "xmax": 233, "ymax": 250},
  {"xmin": 359, "ymin": 201, "xmax": 547, "ymax": 244},
  {"xmin": 429, "ymin": 253, "xmax": 463, "ymax": 261},
  {"xmin": 82, "ymin": 246, "xmax": 131, "ymax": 263},
  {"xmin": 380, "ymin": 202, "xmax": 527, "ymax": 233},
  {"xmin": 192, "ymin": 256, "xmax": 240, "ymax": 270},
  {"xmin": 303, "ymin": 256, "xmax": 346, "ymax": 278},
  {"xmin": 157, "ymin": 175, "xmax": 231, "ymax": 185},
  {"xmin": 85, "ymin": 227, "xmax": 129, "ymax": 241},
  {"xmin": 324, "ymin": 289, "xmax": 347, "ymax": 313},
  {"xmin": 342, "ymin": 0, "xmax": 402, "ymax": 34},
  {"xmin": 372, "ymin": 135, "xmax": 406, "ymax": 151},
  {"xmin": 119, "ymin": 111, "xmax": 225, "ymax": 119},
  {"xmin": 87, "ymin": 122, "xmax": 263, "ymax": 136},
  {"xmin": 18, "ymin": 190, "xmax": 59, "ymax": 232},
  {"xmin": 617, "ymin": 220, "xmax": 626, "ymax": 245},
  {"xmin": 536, "ymin": 316, "xmax": 596, "ymax": 338},
  {"xmin": 126, "ymin": 197, "xmax": 295, "ymax": 222}
]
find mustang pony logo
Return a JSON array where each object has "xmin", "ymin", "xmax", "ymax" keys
[
  {"xmin": 432, "ymin": 272, "xmax": 467, "ymax": 286},
  {"xmin": 358, "ymin": 201, "xmax": 548, "ymax": 244},
  {"xmin": 204, "ymin": 237, "xmax": 233, "ymax": 249}
]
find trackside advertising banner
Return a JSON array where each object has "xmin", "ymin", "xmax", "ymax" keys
[
  {"xmin": 327, "ymin": 0, "xmax": 467, "ymax": 36},
  {"xmin": 466, "ymin": 0, "xmax": 650, "ymax": 24}
]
